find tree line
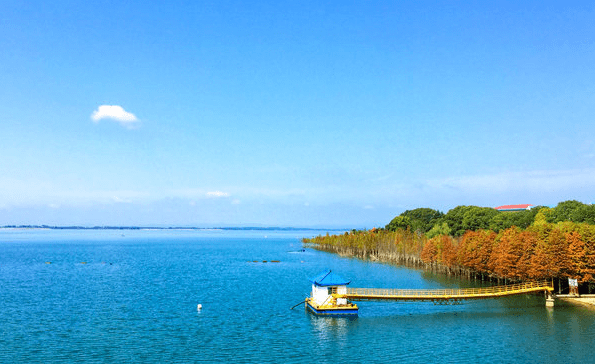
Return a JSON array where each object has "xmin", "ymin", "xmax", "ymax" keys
[
  {"xmin": 421, "ymin": 218, "xmax": 595, "ymax": 291},
  {"xmin": 303, "ymin": 228, "xmax": 427, "ymax": 268},
  {"xmin": 386, "ymin": 200, "xmax": 595, "ymax": 237},
  {"xmin": 304, "ymin": 200, "xmax": 595, "ymax": 293}
]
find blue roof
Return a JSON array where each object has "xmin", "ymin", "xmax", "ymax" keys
[{"xmin": 309, "ymin": 269, "xmax": 351, "ymax": 286}]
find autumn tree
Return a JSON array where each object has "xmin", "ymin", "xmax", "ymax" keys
[
  {"xmin": 436, "ymin": 235, "xmax": 458, "ymax": 268},
  {"xmin": 563, "ymin": 226, "xmax": 595, "ymax": 285},
  {"xmin": 548, "ymin": 227, "xmax": 572, "ymax": 279},
  {"xmin": 458, "ymin": 230, "xmax": 496, "ymax": 275},
  {"xmin": 420, "ymin": 236, "xmax": 439, "ymax": 263},
  {"xmin": 488, "ymin": 227, "xmax": 526, "ymax": 281},
  {"xmin": 527, "ymin": 218, "xmax": 554, "ymax": 280},
  {"xmin": 566, "ymin": 231, "xmax": 589, "ymax": 282},
  {"xmin": 515, "ymin": 230, "xmax": 537, "ymax": 281}
]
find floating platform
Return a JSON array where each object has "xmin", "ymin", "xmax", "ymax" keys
[{"xmin": 305, "ymin": 298, "xmax": 358, "ymax": 316}]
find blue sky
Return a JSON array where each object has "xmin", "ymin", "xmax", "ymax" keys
[{"xmin": 1, "ymin": 1, "xmax": 594, "ymax": 227}]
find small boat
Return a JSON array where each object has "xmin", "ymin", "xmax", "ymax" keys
[{"xmin": 305, "ymin": 297, "xmax": 358, "ymax": 316}]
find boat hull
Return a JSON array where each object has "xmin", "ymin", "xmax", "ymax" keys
[{"xmin": 305, "ymin": 298, "xmax": 358, "ymax": 316}]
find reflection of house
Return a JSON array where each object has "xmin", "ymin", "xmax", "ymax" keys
[{"xmin": 494, "ymin": 204, "xmax": 534, "ymax": 212}]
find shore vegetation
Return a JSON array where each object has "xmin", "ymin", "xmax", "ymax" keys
[{"xmin": 303, "ymin": 200, "xmax": 595, "ymax": 294}]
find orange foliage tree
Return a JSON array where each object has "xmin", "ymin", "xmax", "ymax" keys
[
  {"xmin": 437, "ymin": 235, "xmax": 458, "ymax": 268},
  {"xmin": 420, "ymin": 236, "xmax": 438, "ymax": 263},
  {"xmin": 566, "ymin": 231, "xmax": 589, "ymax": 282},
  {"xmin": 458, "ymin": 230, "xmax": 496, "ymax": 275},
  {"xmin": 488, "ymin": 227, "xmax": 528, "ymax": 281},
  {"xmin": 515, "ymin": 230, "xmax": 537, "ymax": 281},
  {"xmin": 547, "ymin": 228, "xmax": 572, "ymax": 279}
]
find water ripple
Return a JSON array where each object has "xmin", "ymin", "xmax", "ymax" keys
[{"xmin": 1, "ymin": 230, "xmax": 594, "ymax": 363}]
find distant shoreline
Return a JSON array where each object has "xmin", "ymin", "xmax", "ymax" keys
[{"xmin": 0, "ymin": 225, "xmax": 345, "ymax": 232}]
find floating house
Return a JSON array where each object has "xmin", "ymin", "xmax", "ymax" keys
[
  {"xmin": 305, "ymin": 269, "xmax": 358, "ymax": 316},
  {"xmin": 494, "ymin": 204, "xmax": 534, "ymax": 212}
]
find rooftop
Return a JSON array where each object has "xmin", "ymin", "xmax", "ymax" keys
[
  {"xmin": 494, "ymin": 204, "xmax": 534, "ymax": 211},
  {"xmin": 309, "ymin": 269, "xmax": 351, "ymax": 287}
]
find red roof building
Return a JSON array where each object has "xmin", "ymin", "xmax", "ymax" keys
[{"xmin": 494, "ymin": 204, "xmax": 534, "ymax": 211}]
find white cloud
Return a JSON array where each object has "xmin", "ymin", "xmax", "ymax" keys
[
  {"xmin": 206, "ymin": 191, "xmax": 230, "ymax": 198},
  {"xmin": 91, "ymin": 105, "xmax": 139, "ymax": 128}
]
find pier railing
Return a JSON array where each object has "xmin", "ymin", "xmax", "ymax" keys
[{"xmin": 341, "ymin": 280, "xmax": 554, "ymax": 301}]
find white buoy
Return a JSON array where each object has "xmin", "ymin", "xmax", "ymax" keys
[{"xmin": 197, "ymin": 304, "xmax": 202, "ymax": 311}]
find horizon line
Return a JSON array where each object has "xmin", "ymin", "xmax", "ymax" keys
[{"xmin": 0, "ymin": 224, "xmax": 354, "ymax": 231}]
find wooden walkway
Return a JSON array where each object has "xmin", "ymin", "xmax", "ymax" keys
[{"xmin": 334, "ymin": 280, "xmax": 554, "ymax": 303}]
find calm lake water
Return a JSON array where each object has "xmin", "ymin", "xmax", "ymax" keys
[{"xmin": 1, "ymin": 229, "xmax": 594, "ymax": 363}]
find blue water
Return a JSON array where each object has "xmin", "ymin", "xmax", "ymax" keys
[{"xmin": 1, "ymin": 229, "xmax": 594, "ymax": 363}]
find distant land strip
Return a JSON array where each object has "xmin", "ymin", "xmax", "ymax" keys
[{"xmin": 0, "ymin": 225, "xmax": 343, "ymax": 231}]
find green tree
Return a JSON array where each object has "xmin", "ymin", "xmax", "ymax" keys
[
  {"xmin": 551, "ymin": 200, "xmax": 586, "ymax": 223},
  {"xmin": 442, "ymin": 205, "xmax": 474, "ymax": 236},
  {"xmin": 509, "ymin": 207, "xmax": 544, "ymax": 228},
  {"xmin": 400, "ymin": 208, "xmax": 444, "ymax": 233},
  {"xmin": 570, "ymin": 204, "xmax": 595, "ymax": 224},
  {"xmin": 489, "ymin": 207, "xmax": 546, "ymax": 232},
  {"xmin": 386, "ymin": 208, "xmax": 444, "ymax": 233},
  {"xmin": 533, "ymin": 209, "xmax": 553, "ymax": 226},
  {"xmin": 489, "ymin": 212, "xmax": 513, "ymax": 232},
  {"xmin": 385, "ymin": 216, "xmax": 412, "ymax": 231},
  {"xmin": 462, "ymin": 206, "xmax": 499, "ymax": 232},
  {"xmin": 426, "ymin": 222, "xmax": 452, "ymax": 239}
]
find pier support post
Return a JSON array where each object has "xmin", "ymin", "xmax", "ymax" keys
[{"xmin": 545, "ymin": 291, "xmax": 554, "ymax": 307}]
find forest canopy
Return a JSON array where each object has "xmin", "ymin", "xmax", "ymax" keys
[{"xmin": 385, "ymin": 201, "xmax": 595, "ymax": 237}]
